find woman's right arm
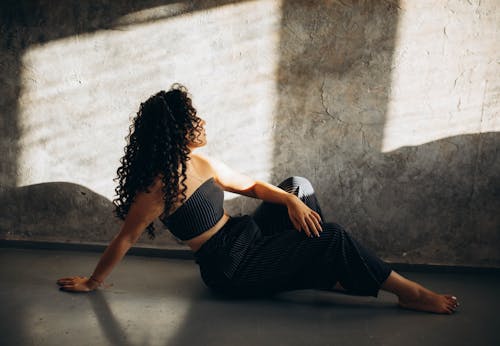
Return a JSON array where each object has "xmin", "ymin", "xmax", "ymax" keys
[
  {"xmin": 57, "ymin": 178, "xmax": 166, "ymax": 292},
  {"xmin": 196, "ymin": 153, "xmax": 322, "ymax": 238}
]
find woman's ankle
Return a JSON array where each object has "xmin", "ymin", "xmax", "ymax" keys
[
  {"xmin": 380, "ymin": 270, "xmax": 421, "ymax": 301},
  {"xmin": 397, "ymin": 283, "xmax": 422, "ymax": 302}
]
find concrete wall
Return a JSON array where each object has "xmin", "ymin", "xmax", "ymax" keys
[{"xmin": 1, "ymin": 0, "xmax": 498, "ymax": 267}]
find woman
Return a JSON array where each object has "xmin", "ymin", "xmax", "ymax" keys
[{"xmin": 57, "ymin": 83, "xmax": 459, "ymax": 314}]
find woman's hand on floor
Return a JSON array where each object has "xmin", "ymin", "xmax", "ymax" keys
[
  {"xmin": 286, "ymin": 195, "xmax": 323, "ymax": 238},
  {"xmin": 56, "ymin": 276, "xmax": 99, "ymax": 292}
]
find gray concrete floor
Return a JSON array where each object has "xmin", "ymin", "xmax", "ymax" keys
[{"xmin": 0, "ymin": 247, "xmax": 498, "ymax": 346}]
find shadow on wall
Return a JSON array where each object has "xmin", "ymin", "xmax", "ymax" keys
[
  {"xmin": 224, "ymin": 0, "xmax": 499, "ymax": 267},
  {"xmin": 222, "ymin": 0, "xmax": 404, "ymax": 220},
  {"xmin": 0, "ymin": 180, "xmax": 188, "ymax": 247},
  {"xmin": 229, "ymin": 131, "xmax": 500, "ymax": 267},
  {"xmin": 0, "ymin": 0, "xmax": 251, "ymax": 247},
  {"xmin": 265, "ymin": 0, "xmax": 500, "ymax": 267},
  {"xmin": 355, "ymin": 132, "xmax": 499, "ymax": 266},
  {"xmin": 0, "ymin": 0, "xmax": 498, "ymax": 268},
  {"xmin": 0, "ymin": 0, "xmax": 246, "ymax": 189}
]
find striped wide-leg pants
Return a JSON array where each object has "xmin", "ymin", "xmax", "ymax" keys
[{"xmin": 194, "ymin": 176, "xmax": 393, "ymax": 298}]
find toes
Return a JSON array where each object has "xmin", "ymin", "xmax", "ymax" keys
[
  {"xmin": 447, "ymin": 302, "xmax": 458, "ymax": 312},
  {"xmin": 442, "ymin": 296, "xmax": 459, "ymax": 313},
  {"xmin": 450, "ymin": 297, "xmax": 460, "ymax": 307},
  {"xmin": 443, "ymin": 304, "xmax": 454, "ymax": 314},
  {"xmin": 444, "ymin": 295, "xmax": 459, "ymax": 305}
]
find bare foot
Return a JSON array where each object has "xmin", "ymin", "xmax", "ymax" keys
[
  {"xmin": 381, "ymin": 270, "xmax": 459, "ymax": 314},
  {"xmin": 398, "ymin": 287, "xmax": 459, "ymax": 314}
]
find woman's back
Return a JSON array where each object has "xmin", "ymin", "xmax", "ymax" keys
[{"xmin": 160, "ymin": 176, "xmax": 225, "ymax": 241}]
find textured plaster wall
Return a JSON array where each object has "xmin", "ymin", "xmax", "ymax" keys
[
  {"xmin": 0, "ymin": 0, "xmax": 498, "ymax": 267},
  {"xmin": 0, "ymin": 0, "xmax": 282, "ymax": 250},
  {"xmin": 270, "ymin": 0, "xmax": 499, "ymax": 267}
]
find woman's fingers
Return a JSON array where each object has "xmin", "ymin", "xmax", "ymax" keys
[
  {"xmin": 58, "ymin": 276, "xmax": 83, "ymax": 281},
  {"xmin": 297, "ymin": 215, "xmax": 313, "ymax": 237},
  {"xmin": 294, "ymin": 215, "xmax": 312, "ymax": 237},
  {"xmin": 302, "ymin": 220, "xmax": 312, "ymax": 237},
  {"xmin": 59, "ymin": 282, "xmax": 92, "ymax": 292},
  {"xmin": 57, "ymin": 278, "xmax": 76, "ymax": 285},
  {"xmin": 305, "ymin": 216, "xmax": 320, "ymax": 237},
  {"xmin": 291, "ymin": 218, "xmax": 302, "ymax": 233},
  {"xmin": 293, "ymin": 215, "xmax": 321, "ymax": 238},
  {"xmin": 312, "ymin": 211, "xmax": 321, "ymax": 221},
  {"xmin": 313, "ymin": 211, "xmax": 323, "ymax": 227},
  {"xmin": 60, "ymin": 285, "xmax": 88, "ymax": 292},
  {"xmin": 310, "ymin": 214, "xmax": 323, "ymax": 235},
  {"xmin": 288, "ymin": 205, "xmax": 324, "ymax": 238},
  {"xmin": 57, "ymin": 275, "xmax": 99, "ymax": 292},
  {"xmin": 57, "ymin": 276, "xmax": 89, "ymax": 288}
]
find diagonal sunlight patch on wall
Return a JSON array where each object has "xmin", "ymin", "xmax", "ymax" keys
[
  {"xmin": 381, "ymin": 0, "xmax": 499, "ymax": 153},
  {"xmin": 17, "ymin": 0, "xmax": 282, "ymax": 201}
]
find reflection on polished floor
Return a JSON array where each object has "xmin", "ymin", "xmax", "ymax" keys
[{"xmin": 0, "ymin": 247, "xmax": 498, "ymax": 346}]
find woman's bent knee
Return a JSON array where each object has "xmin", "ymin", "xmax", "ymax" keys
[{"xmin": 278, "ymin": 176, "xmax": 315, "ymax": 196}]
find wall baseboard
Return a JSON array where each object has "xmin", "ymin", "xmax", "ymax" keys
[{"xmin": 1, "ymin": 239, "xmax": 499, "ymax": 274}]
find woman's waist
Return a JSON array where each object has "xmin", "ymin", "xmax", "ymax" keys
[
  {"xmin": 186, "ymin": 212, "xmax": 232, "ymax": 253},
  {"xmin": 191, "ymin": 213, "xmax": 256, "ymax": 256}
]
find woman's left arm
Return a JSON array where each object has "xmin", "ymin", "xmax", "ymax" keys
[{"xmin": 199, "ymin": 153, "xmax": 323, "ymax": 237}]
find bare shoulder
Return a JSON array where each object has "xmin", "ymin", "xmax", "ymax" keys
[
  {"xmin": 191, "ymin": 151, "xmax": 211, "ymax": 164},
  {"xmin": 191, "ymin": 152, "xmax": 218, "ymax": 174},
  {"xmin": 192, "ymin": 153, "xmax": 256, "ymax": 193}
]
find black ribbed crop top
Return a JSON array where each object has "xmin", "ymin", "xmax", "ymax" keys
[{"xmin": 160, "ymin": 177, "xmax": 225, "ymax": 241}]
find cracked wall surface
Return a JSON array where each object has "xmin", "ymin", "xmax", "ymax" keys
[
  {"xmin": 270, "ymin": 0, "xmax": 499, "ymax": 267},
  {"xmin": 0, "ymin": 0, "xmax": 498, "ymax": 267}
]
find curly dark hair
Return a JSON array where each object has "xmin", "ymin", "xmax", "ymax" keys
[{"xmin": 112, "ymin": 83, "xmax": 204, "ymax": 240}]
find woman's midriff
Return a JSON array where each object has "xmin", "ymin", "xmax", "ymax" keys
[{"xmin": 185, "ymin": 212, "xmax": 231, "ymax": 252}]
